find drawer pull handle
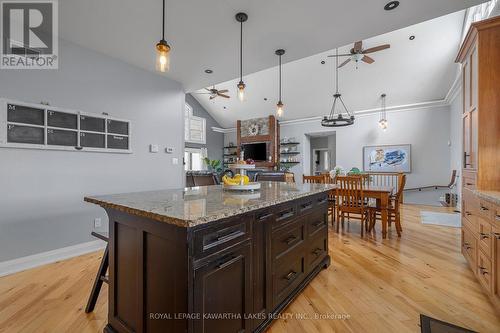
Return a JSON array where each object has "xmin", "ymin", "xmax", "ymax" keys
[
  {"xmin": 479, "ymin": 267, "xmax": 489, "ymax": 275},
  {"xmin": 465, "ymin": 182, "xmax": 473, "ymax": 186},
  {"xmin": 284, "ymin": 270, "xmax": 297, "ymax": 281},
  {"xmin": 258, "ymin": 213, "xmax": 273, "ymax": 221},
  {"xmin": 301, "ymin": 202, "xmax": 313, "ymax": 210},
  {"xmin": 216, "ymin": 230, "xmax": 243, "ymax": 243},
  {"xmin": 480, "ymin": 233, "xmax": 489, "ymax": 239},
  {"xmin": 496, "ymin": 215, "xmax": 500, "ymax": 221},
  {"xmin": 480, "ymin": 206, "xmax": 489, "ymax": 211},
  {"xmin": 217, "ymin": 255, "xmax": 239, "ymax": 269},
  {"xmin": 284, "ymin": 235, "xmax": 297, "ymax": 244},
  {"xmin": 278, "ymin": 210, "xmax": 294, "ymax": 220},
  {"xmin": 465, "ymin": 211, "xmax": 472, "ymax": 216},
  {"xmin": 494, "ymin": 233, "xmax": 500, "ymax": 239},
  {"xmin": 313, "ymin": 248, "xmax": 323, "ymax": 256},
  {"xmin": 312, "ymin": 220, "xmax": 324, "ymax": 228}
]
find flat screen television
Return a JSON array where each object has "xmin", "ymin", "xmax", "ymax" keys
[{"xmin": 243, "ymin": 143, "xmax": 267, "ymax": 161}]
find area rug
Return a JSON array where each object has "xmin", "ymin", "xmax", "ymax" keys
[
  {"xmin": 420, "ymin": 314, "xmax": 477, "ymax": 333},
  {"xmin": 420, "ymin": 211, "xmax": 461, "ymax": 228}
]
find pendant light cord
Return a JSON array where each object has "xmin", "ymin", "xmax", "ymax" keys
[
  {"xmin": 240, "ymin": 21, "xmax": 243, "ymax": 82},
  {"xmin": 335, "ymin": 48, "xmax": 339, "ymax": 93},
  {"xmin": 162, "ymin": 0, "xmax": 165, "ymax": 40},
  {"xmin": 279, "ymin": 54, "xmax": 282, "ymax": 101}
]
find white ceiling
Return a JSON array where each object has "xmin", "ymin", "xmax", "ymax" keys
[
  {"xmin": 193, "ymin": 10, "xmax": 466, "ymax": 128},
  {"xmin": 59, "ymin": 0, "xmax": 484, "ymax": 93}
]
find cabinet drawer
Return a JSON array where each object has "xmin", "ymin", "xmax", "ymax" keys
[
  {"xmin": 478, "ymin": 218, "xmax": 492, "ymax": 258},
  {"xmin": 272, "ymin": 202, "xmax": 297, "ymax": 229},
  {"xmin": 272, "ymin": 220, "xmax": 304, "ymax": 261},
  {"xmin": 477, "ymin": 251, "xmax": 493, "ymax": 293},
  {"xmin": 272, "ymin": 252, "xmax": 306, "ymax": 307},
  {"xmin": 478, "ymin": 200, "xmax": 494, "ymax": 221},
  {"xmin": 462, "ymin": 227, "xmax": 477, "ymax": 273},
  {"xmin": 307, "ymin": 234, "xmax": 327, "ymax": 272},
  {"xmin": 307, "ymin": 210, "xmax": 327, "ymax": 238},
  {"xmin": 192, "ymin": 215, "xmax": 251, "ymax": 259},
  {"xmin": 462, "ymin": 171, "xmax": 477, "ymax": 191}
]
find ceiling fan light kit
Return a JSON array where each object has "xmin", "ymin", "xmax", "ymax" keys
[
  {"xmin": 236, "ymin": 12, "xmax": 248, "ymax": 102},
  {"xmin": 155, "ymin": 0, "xmax": 171, "ymax": 72},
  {"xmin": 322, "ymin": 48, "xmax": 355, "ymax": 127},
  {"xmin": 275, "ymin": 49, "xmax": 285, "ymax": 118}
]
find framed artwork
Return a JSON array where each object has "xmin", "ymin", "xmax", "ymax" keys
[{"xmin": 362, "ymin": 144, "xmax": 411, "ymax": 173}]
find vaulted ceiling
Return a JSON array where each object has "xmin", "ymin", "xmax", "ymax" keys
[
  {"xmin": 59, "ymin": 0, "xmax": 484, "ymax": 94},
  {"xmin": 193, "ymin": 10, "xmax": 467, "ymax": 128}
]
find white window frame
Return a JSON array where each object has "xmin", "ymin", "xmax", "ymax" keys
[
  {"xmin": 184, "ymin": 147, "xmax": 206, "ymax": 171},
  {"xmin": 184, "ymin": 103, "xmax": 206, "ymax": 145}
]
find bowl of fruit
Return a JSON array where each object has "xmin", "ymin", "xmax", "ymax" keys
[{"xmin": 222, "ymin": 173, "xmax": 261, "ymax": 191}]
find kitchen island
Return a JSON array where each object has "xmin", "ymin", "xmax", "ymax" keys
[{"xmin": 85, "ymin": 181, "xmax": 333, "ymax": 333}]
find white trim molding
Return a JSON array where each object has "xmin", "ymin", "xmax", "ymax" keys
[{"xmin": 0, "ymin": 240, "xmax": 106, "ymax": 277}]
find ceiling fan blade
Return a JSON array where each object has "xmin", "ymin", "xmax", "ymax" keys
[
  {"xmin": 194, "ymin": 92, "xmax": 212, "ymax": 94},
  {"xmin": 327, "ymin": 54, "xmax": 352, "ymax": 57},
  {"xmin": 218, "ymin": 93, "xmax": 230, "ymax": 99},
  {"xmin": 204, "ymin": 88, "xmax": 212, "ymax": 92},
  {"xmin": 209, "ymin": 95, "xmax": 216, "ymax": 100},
  {"xmin": 363, "ymin": 44, "xmax": 390, "ymax": 54},
  {"xmin": 353, "ymin": 41, "xmax": 363, "ymax": 52},
  {"xmin": 218, "ymin": 90, "xmax": 228, "ymax": 94},
  {"xmin": 338, "ymin": 58, "xmax": 351, "ymax": 68},
  {"xmin": 362, "ymin": 55, "xmax": 375, "ymax": 64}
]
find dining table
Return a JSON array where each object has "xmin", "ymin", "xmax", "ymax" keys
[{"xmin": 330, "ymin": 184, "xmax": 394, "ymax": 238}]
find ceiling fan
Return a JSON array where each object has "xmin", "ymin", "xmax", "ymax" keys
[
  {"xmin": 327, "ymin": 41, "xmax": 390, "ymax": 68},
  {"xmin": 196, "ymin": 86, "xmax": 230, "ymax": 100}
]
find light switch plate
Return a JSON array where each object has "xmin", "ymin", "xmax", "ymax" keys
[
  {"xmin": 94, "ymin": 218, "xmax": 102, "ymax": 228},
  {"xmin": 172, "ymin": 157, "xmax": 179, "ymax": 165}
]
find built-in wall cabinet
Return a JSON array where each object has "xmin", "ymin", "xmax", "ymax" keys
[{"xmin": 456, "ymin": 16, "xmax": 500, "ymax": 312}]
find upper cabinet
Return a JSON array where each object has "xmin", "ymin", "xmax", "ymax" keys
[{"xmin": 456, "ymin": 16, "xmax": 500, "ymax": 190}]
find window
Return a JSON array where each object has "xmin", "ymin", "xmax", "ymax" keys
[
  {"xmin": 184, "ymin": 147, "xmax": 207, "ymax": 171},
  {"xmin": 184, "ymin": 103, "xmax": 206, "ymax": 144},
  {"xmin": 462, "ymin": 0, "xmax": 498, "ymax": 41}
]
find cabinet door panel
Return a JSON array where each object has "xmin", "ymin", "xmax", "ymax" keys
[
  {"xmin": 463, "ymin": 61, "xmax": 470, "ymax": 113},
  {"xmin": 193, "ymin": 242, "xmax": 252, "ymax": 333},
  {"xmin": 493, "ymin": 226, "xmax": 500, "ymax": 303}
]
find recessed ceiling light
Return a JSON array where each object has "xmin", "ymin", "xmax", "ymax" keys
[
  {"xmin": 204, "ymin": 69, "xmax": 213, "ymax": 74},
  {"xmin": 409, "ymin": 35, "xmax": 415, "ymax": 40},
  {"xmin": 264, "ymin": 97, "xmax": 268, "ymax": 101},
  {"xmin": 223, "ymin": 106, "xmax": 226, "ymax": 109},
  {"xmin": 384, "ymin": 1, "xmax": 400, "ymax": 11},
  {"xmin": 321, "ymin": 60, "xmax": 325, "ymax": 64}
]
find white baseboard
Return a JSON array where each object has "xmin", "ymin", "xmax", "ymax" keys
[{"xmin": 0, "ymin": 240, "xmax": 106, "ymax": 277}]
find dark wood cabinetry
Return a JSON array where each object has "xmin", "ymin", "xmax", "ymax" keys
[
  {"xmin": 193, "ymin": 241, "xmax": 253, "ymax": 333},
  {"xmin": 100, "ymin": 192, "xmax": 330, "ymax": 333}
]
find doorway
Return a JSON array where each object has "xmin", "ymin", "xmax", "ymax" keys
[{"xmin": 308, "ymin": 132, "xmax": 336, "ymax": 175}]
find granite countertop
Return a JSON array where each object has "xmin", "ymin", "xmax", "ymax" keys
[
  {"xmin": 474, "ymin": 190, "xmax": 500, "ymax": 206},
  {"xmin": 85, "ymin": 182, "xmax": 334, "ymax": 228}
]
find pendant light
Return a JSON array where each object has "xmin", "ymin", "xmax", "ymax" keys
[
  {"xmin": 235, "ymin": 12, "xmax": 248, "ymax": 101},
  {"xmin": 275, "ymin": 49, "xmax": 285, "ymax": 118},
  {"xmin": 155, "ymin": 0, "xmax": 171, "ymax": 72},
  {"xmin": 378, "ymin": 93, "xmax": 388, "ymax": 131},
  {"xmin": 321, "ymin": 48, "xmax": 355, "ymax": 127}
]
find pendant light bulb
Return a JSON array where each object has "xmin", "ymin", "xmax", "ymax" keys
[
  {"xmin": 156, "ymin": 0, "xmax": 171, "ymax": 72},
  {"xmin": 276, "ymin": 101, "xmax": 284, "ymax": 118},
  {"xmin": 237, "ymin": 81, "xmax": 246, "ymax": 101},
  {"xmin": 156, "ymin": 40, "xmax": 171, "ymax": 72}
]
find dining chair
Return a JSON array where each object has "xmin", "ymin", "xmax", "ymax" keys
[
  {"xmin": 367, "ymin": 173, "xmax": 406, "ymax": 237},
  {"xmin": 335, "ymin": 175, "xmax": 369, "ymax": 237},
  {"xmin": 323, "ymin": 174, "xmax": 336, "ymax": 225},
  {"xmin": 303, "ymin": 175, "xmax": 326, "ymax": 184},
  {"xmin": 85, "ymin": 231, "xmax": 109, "ymax": 313}
]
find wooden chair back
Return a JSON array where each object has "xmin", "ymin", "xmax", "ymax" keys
[
  {"xmin": 394, "ymin": 174, "xmax": 406, "ymax": 208},
  {"xmin": 303, "ymin": 175, "xmax": 326, "ymax": 184},
  {"xmin": 336, "ymin": 176, "xmax": 365, "ymax": 210},
  {"xmin": 192, "ymin": 174, "xmax": 219, "ymax": 186},
  {"xmin": 365, "ymin": 172, "xmax": 402, "ymax": 189}
]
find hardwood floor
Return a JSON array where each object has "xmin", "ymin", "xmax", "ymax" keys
[{"xmin": 1, "ymin": 205, "xmax": 499, "ymax": 333}]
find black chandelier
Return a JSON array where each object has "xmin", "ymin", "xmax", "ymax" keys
[{"xmin": 321, "ymin": 48, "xmax": 355, "ymax": 127}]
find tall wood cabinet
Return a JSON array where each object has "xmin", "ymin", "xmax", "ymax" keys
[{"xmin": 456, "ymin": 16, "xmax": 500, "ymax": 312}]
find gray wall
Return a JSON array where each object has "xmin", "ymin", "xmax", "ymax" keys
[
  {"xmin": 185, "ymin": 94, "xmax": 224, "ymax": 164},
  {"xmin": 0, "ymin": 39, "xmax": 185, "ymax": 262}
]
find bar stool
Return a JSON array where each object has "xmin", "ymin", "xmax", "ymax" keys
[{"xmin": 85, "ymin": 231, "xmax": 109, "ymax": 313}]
